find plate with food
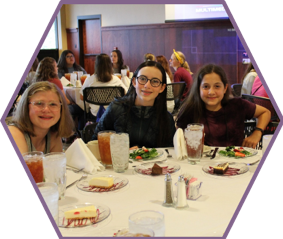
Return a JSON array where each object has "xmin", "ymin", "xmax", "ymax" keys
[
  {"xmin": 218, "ymin": 146, "xmax": 258, "ymax": 158},
  {"xmin": 202, "ymin": 161, "xmax": 249, "ymax": 176},
  {"xmin": 129, "ymin": 147, "xmax": 164, "ymax": 161},
  {"xmin": 134, "ymin": 162, "xmax": 180, "ymax": 176},
  {"xmin": 76, "ymin": 175, "xmax": 128, "ymax": 192},
  {"xmin": 58, "ymin": 203, "xmax": 110, "ymax": 228}
]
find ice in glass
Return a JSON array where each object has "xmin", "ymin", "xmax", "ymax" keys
[
  {"xmin": 22, "ymin": 151, "xmax": 44, "ymax": 183},
  {"xmin": 98, "ymin": 131, "xmax": 115, "ymax": 167}
]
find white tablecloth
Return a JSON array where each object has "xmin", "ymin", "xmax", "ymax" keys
[
  {"xmin": 63, "ymin": 86, "xmax": 85, "ymax": 110},
  {"xmin": 58, "ymin": 147, "xmax": 261, "ymax": 237}
]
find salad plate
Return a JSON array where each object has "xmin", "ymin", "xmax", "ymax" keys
[
  {"xmin": 218, "ymin": 146, "xmax": 258, "ymax": 158},
  {"xmin": 58, "ymin": 203, "xmax": 110, "ymax": 228},
  {"xmin": 202, "ymin": 162, "xmax": 249, "ymax": 176},
  {"xmin": 129, "ymin": 148, "xmax": 164, "ymax": 161},
  {"xmin": 134, "ymin": 161, "xmax": 180, "ymax": 176},
  {"xmin": 76, "ymin": 175, "xmax": 128, "ymax": 192}
]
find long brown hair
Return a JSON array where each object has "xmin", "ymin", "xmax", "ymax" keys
[
  {"xmin": 95, "ymin": 54, "xmax": 113, "ymax": 82},
  {"xmin": 176, "ymin": 64, "xmax": 231, "ymax": 123},
  {"xmin": 240, "ymin": 63, "xmax": 255, "ymax": 83},
  {"xmin": 33, "ymin": 57, "xmax": 58, "ymax": 83},
  {"xmin": 11, "ymin": 81, "xmax": 74, "ymax": 137},
  {"xmin": 156, "ymin": 55, "xmax": 173, "ymax": 82}
]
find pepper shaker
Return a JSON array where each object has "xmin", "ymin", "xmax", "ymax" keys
[
  {"xmin": 175, "ymin": 175, "xmax": 188, "ymax": 208},
  {"xmin": 162, "ymin": 173, "xmax": 175, "ymax": 207}
]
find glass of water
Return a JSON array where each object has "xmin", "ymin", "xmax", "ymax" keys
[
  {"xmin": 110, "ymin": 133, "xmax": 129, "ymax": 173},
  {"xmin": 37, "ymin": 182, "xmax": 59, "ymax": 225},
  {"xmin": 129, "ymin": 210, "xmax": 165, "ymax": 237},
  {"xmin": 43, "ymin": 152, "xmax": 67, "ymax": 200}
]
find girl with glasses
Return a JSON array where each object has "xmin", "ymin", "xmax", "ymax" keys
[
  {"xmin": 8, "ymin": 82, "xmax": 74, "ymax": 154},
  {"xmin": 57, "ymin": 50, "xmax": 86, "ymax": 79},
  {"xmin": 92, "ymin": 61, "xmax": 176, "ymax": 148},
  {"xmin": 176, "ymin": 64, "xmax": 271, "ymax": 148}
]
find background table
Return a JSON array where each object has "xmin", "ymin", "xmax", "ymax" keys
[{"xmin": 59, "ymin": 147, "xmax": 261, "ymax": 237}]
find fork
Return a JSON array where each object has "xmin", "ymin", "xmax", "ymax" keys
[
  {"xmin": 66, "ymin": 167, "xmax": 85, "ymax": 173},
  {"xmin": 165, "ymin": 149, "xmax": 172, "ymax": 158},
  {"xmin": 66, "ymin": 174, "xmax": 88, "ymax": 189}
]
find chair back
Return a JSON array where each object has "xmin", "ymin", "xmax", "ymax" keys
[
  {"xmin": 166, "ymin": 82, "xmax": 186, "ymax": 115},
  {"xmin": 81, "ymin": 122, "xmax": 98, "ymax": 143},
  {"xmin": 231, "ymin": 83, "xmax": 242, "ymax": 97},
  {"xmin": 242, "ymin": 94, "xmax": 279, "ymax": 121},
  {"xmin": 83, "ymin": 86, "xmax": 125, "ymax": 125}
]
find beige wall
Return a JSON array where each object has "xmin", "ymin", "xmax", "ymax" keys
[{"xmin": 58, "ymin": 4, "xmax": 166, "ymax": 53}]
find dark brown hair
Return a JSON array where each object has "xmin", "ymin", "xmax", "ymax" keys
[
  {"xmin": 95, "ymin": 54, "xmax": 113, "ymax": 82},
  {"xmin": 156, "ymin": 55, "xmax": 173, "ymax": 82}
]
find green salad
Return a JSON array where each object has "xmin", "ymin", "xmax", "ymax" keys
[
  {"xmin": 218, "ymin": 146, "xmax": 252, "ymax": 158},
  {"xmin": 129, "ymin": 147, "xmax": 159, "ymax": 160}
]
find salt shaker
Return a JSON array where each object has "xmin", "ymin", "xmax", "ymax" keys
[
  {"xmin": 162, "ymin": 173, "xmax": 175, "ymax": 207},
  {"xmin": 175, "ymin": 175, "xmax": 188, "ymax": 208}
]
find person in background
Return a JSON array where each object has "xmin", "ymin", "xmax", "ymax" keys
[
  {"xmin": 91, "ymin": 61, "xmax": 176, "ymax": 148},
  {"xmin": 25, "ymin": 57, "xmax": 39, "ymax": 85},
  {"xmin": 240, "ymin": 63, "xmax": 257, "ymax": 95},
  {"xmin": 251, "ymin": 76, "xmax": 269, "ymax": 98},
  {"xmin": 33, "ymin": 57, "xmax": 85, "ymax": 132},
  {"xmin": 176, "ymin": 64, "xmax": 271, "ymax": 149},
  {"xmin": 80, "ymin": 53, "xmax": 128, "ymax": 118},
  {"xmin": 57, "ymin": 50, "xmax": 87, "ymax": 79},
  {"xmin": 111, "ymin": 49, "xmax": 129, "ymax": 74},
  {"xmin": 8, "ymin": 81, "xmax": 74, "ymax": 154},
  {"xmin": 156, "ymin": 55, "xmax": 175, "ymax": 113},
  {"xmin": 169, "ymin": 49, "xmax": 193, "ymax": 100},
  {"xmin": 144, "ymin": 53, "xmax": 156, "ymax": 62}
]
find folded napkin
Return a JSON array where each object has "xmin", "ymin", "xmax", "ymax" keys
[
  {"xmin": 60, "ymin": 76, "xmax": 71, "ymax": 86},
  {"xmin": 65, "ymin": 138, "xmax": 105, "ymax": 173},
  {"xmin": 173, "ymin": 128, "xmax": 188, "ymax": 160}
]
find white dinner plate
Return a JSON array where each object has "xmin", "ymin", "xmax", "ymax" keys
[
  {"xmin": 76, "ymin": 175, "xmax": 128, "ymax": 192},
  {"xmin": 58, "ymin": 202, "xmax": 110, "ymax": 228},
  {"xmin": 134, "ymin": 161, "xmax": 180, "ymax": 176},
  {"xmin": 202, "ymin": 161, "xmax": 249, "ymax": 176}
]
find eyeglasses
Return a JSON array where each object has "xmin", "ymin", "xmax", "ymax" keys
[
  {"xmin": 136, "ymin": 75, "xmax": 163, "ymax": 87},
  {"xmin": 29, "ymin": 101, "xmax": 62, "ymax": 111},
  {"xmin": 66, "ymin": 55, "xmax": 74, "ymax": 59}
]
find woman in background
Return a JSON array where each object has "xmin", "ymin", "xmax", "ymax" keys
[
  {"xmin": 25, "ymin": 57, "xmax": 39, "ymax": 85},
  {"xmin": 156, "ymin": 55, "xmax": 175, "ymax": 113},
  {"xmin": 144, "ymin": 53, "xmax": 156, "ymax": 62},
  {"xmin": 80, "ymin": 53, "xmax": 128, "ymax": 117},
  {"xmin": 111, "ymin": 49, "xmax": 129, "ymax": 74},
  {"xmin": 169, "ymin": 49, "xmax": 193, "ymax": 100},
  {"xmin": 251, "ymin": 76, "xmax": 269, "ymax": 98},
  {"xmin": 57, "ymin": 50, "xmax": 87, "ymax": 79},
  {"xmin": 241, "ymin": 63, "xmax": 257, "ymax": 95},
  {"xmin": 8, "ymin": 81, "xmax": 74, "ymax": 154}
]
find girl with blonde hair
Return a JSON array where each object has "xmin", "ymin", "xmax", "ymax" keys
[{"xmin": 9, "ymin": 81, "xmax": 74, "ymax": 154}]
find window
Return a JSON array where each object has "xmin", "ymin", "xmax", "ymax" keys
[{"xmin": 41, "ymin": 18, "xmax": 58, "ymax": 49}]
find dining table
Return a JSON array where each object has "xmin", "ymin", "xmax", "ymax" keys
[{"xmin": 58, "ymin": 147, "xmax": 262, "ymax": 237}]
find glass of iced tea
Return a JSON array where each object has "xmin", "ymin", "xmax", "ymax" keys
[
  {"xmin": 97, "ymin": 131, "xmax": 115, "ymax": 167},
  {"xmin": 80, "ymin": 74, "xmax": 89, "ymax": 85},
  {"xmin": 184, "ymin": 124, "xmax": 204, "ymax": 164},
  {"xmin": 22, "ymin": 151, "xmax": 44, "ymax": 183},
  {"xmin": 64, "ymin": 73, "xmax": 71, "ymax": 81}
]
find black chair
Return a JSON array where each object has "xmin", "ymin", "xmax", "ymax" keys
[
  {"xmin": 166, "ymin": 82, "xmax": 186, "ymax": 115},
  {"xmin": 8, "ymin": 82, "xmax": 29, "ymax": 116},
  {"xmin": 244, "ymin": 121, "xmax": 279, "ymax": 149},
  {"xmin": 242, "ymin": 94, "xmax": 279, "ymax": 121},
  {"xmin": 81, "ymin": 122, "xmax": 98, "ymax": 143},
  {"xmin": 83, "ymin": 86, "xmax": 125, "ymax": 125},
  {"xmin": 231, "ymin": 83, "xmax": 242, "ymax": 97}
]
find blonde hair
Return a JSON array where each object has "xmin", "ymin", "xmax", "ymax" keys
[
  {"xmin": 174, "ymin": 51, "xmax": 193, "ymax": 75},
  {"xmin": 144, "ymin": 53, "xmax": 156, "ymax": 62},
  {"xmin": 11, "ymin": 81, "xmax": 74, "ymax": 137}
]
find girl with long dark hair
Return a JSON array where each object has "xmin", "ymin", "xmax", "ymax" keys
[{"xmin": 111, "ymin": 49, "xmax": 129, "ymax": 74}]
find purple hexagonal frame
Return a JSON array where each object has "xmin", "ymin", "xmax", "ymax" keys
[{"xmin": 1, "ymin": 0, "xmax": 282, "ymax": 238}]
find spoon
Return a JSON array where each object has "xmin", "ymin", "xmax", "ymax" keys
[{"xmin": 165, "ymin": 149, "xmax": 172, "ymax": 158}]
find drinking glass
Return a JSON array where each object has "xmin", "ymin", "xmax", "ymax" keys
[
  {"xmin": 87, "ymin": 140, "xmax": 101, "ymax": 161},
  {"xmin": 262, "ymin": 134, "xmax": 273, "ymax": 156},
  {"xmin": 37, "ymin": 182, "xmax": 59, "ymax": 225},
  {"xmin": 121, "ymin": 69, "xmax": 127, "ymax": 77},
  {"xmin": 129, "ymin": 210, "xmax": 165, "ymax": 237},
  {"xmin": 43, "ymin": 152, "xmax": 67, "ymax": 200},
  {"xmin": 22, "ymin": 151, "xmax": 44, "ymax": 183},
  {"xmin": 98, "ymin": 131, "xmax": 115, "ymax": 167},
  {"xmin": 110, "ymin": 133, "xmax": 129, "ymax": 173},
  {"xmin": 184, "ymin": 124, "xmax": 204, "ymax": 164}
]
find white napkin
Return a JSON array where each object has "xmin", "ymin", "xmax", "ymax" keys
[
  {"xmin": 173, "ymin": 128, "xmax": 188, "ymax": 160},
  {"xmin": 65, "ymin": 138, "xmax": 105, "ymax": 173},
  {"xmin": 60, "ymin": 76, "xmax": 71, "ymax": 86}
]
